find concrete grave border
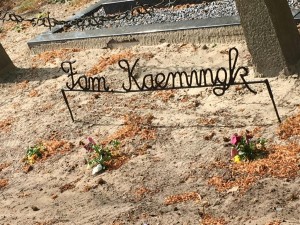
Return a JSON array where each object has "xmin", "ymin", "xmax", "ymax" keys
[{"xmin": 27, "ymin": 1, "xmax": 300, "ymax": 53}]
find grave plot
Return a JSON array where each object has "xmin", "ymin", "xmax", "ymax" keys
[{"xmin": 27, "ymin": 0, "xmax": 300, "ymax": 52}]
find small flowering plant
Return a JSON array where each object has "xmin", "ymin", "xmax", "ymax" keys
[
  {"xmin": 230, "ymin": 132, "xmax": 267, "ymax": 163},
  {"xmin": 83, "ymin": 137, "xmax": 120, "ymax": 171},
  {"xmin": 26, "ymin": 144, "xmax": 44, "ymax": 165}
]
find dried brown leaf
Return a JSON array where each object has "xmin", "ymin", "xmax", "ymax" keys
[
  {"xmin": 208, "ymin": 143, "xmax": 300, "ymax": 192},
  {"xmin": 0, "ymin": 117, "xmax": 13, "ymax": 132},
  {"xmin": 0, "ymin": 179, "xmax": 8, "ymax": 189},
  {"xmin": 164, "ymin": 192, "xmax": 201, "ymax": 205},
  {"xmin": 33, "ymin": 48, "xmax": 80, "ymax": 65},
  {"xmin": 87, "ymin": 51, "xmax": 134, "ymax": 76},
  {"xmin": 59, "ymin": 183, "xmax": 75, "ymax": 193},
  {"xmin": 0, "ymin": 162, "xmax": 10, "ymax": 172},
  {"xmin": 201, "ymin": 214, "xmax": 227, "ymax": 225},
  {"xmin": 278, "ymin": 110, "xmax": 300, "ymax": 139},
  {"xmin": 153, "ymin": 90, "xmax": 175, "ymax": 102}
]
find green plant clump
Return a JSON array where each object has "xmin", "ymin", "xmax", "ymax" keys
[
  {"xmin": 230, "ymin": 132, "xmax": 267, "ymax": 162},
  {"xmin": 83, "ymin": 138, "xmax": 120, "ymax": 170},
  {"xmin": 26, "ymin": 144, "xmax": 44, "ymax": 164}
]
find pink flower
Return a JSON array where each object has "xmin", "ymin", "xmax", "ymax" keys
[
  {"xmin": 88, "ymin": 137, "xmax": 96, "ymax": 144},
  {"xmin": 83, "ymin": 137, "xmax": 96, "ymax": 152},
  {"xmin": 231, "ymin": 148, "xmax": 238, "ymax": 158},
  {"xmin": 230, "ymin": 134, "xmax": 241, "ymax": 145},
  {"xmin": 84, "ymin": 143, "xmax": 93, "ymax": 152}
]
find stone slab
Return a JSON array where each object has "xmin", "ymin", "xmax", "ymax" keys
[
  {"xmin": 101, "ymin": 0, "xmax": 136, "ymax": 14},
  {"xmin": 236, "ymin": 0, "xmax": 300, "ymax": 77},
  {"xmin": 28, "ymin": 16, "xmax": 240, "ymax": 47},
  {"xmin": 28, "ymin": 0, "xmax": 300, "ymax": 49},
  {"xmin": 0, "ymin": 43, "xmax": 14, "ymax": 76}
]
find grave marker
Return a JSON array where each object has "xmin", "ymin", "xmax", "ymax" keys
[
  {"xmin": 0, "ymin": 43, "xmax": 14, "ymax": 75},
  {"xmin": 235, "ymin": 0, "xmax": 300, "ymax": 77}
]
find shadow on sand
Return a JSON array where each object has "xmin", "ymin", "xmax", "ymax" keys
[{"xmin": 0, "ymin": 66, "xmax": 63, "ymax": 83}]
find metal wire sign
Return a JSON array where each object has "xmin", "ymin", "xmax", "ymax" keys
[{"xmin": 61, "ymin": 47, "xmax": 281, "ymax": 123}]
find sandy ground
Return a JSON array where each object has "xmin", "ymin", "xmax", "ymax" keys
[{"xmin": 0, "ymin": 1, "xmax": 300, "ymax": 225}]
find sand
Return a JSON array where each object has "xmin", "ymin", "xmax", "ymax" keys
[{"xmin": 0, "ymin": 1, "xmax": 300, "ymax": 225}]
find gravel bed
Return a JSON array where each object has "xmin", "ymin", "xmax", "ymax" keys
[{"xmin": 67, "ymin": 0, "xmax": 300, "ymax": 32}]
